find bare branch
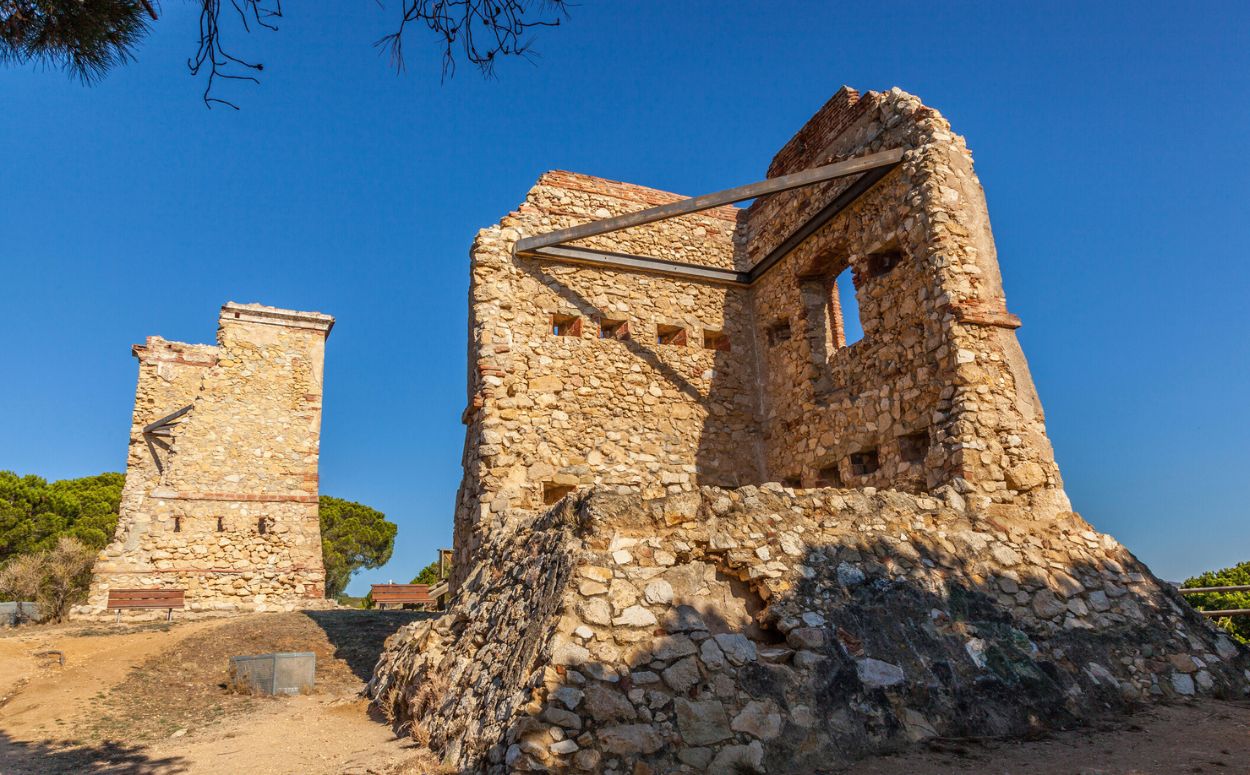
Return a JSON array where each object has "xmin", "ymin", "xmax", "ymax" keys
[{"xmin": 376, "ymin": 0, "xmax": 567, "ymax": 80}]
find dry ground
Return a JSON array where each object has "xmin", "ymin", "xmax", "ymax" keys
[
  {"xmin": 0, "ymin": 610, "xmax": 439, "ymax": 775},
  {"xmin": 1, "ymin": 612, "xmax": 1247, "ymax": 774}
]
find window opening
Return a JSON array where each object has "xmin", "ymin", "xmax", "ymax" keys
[
  {"xmin": 599, "ymin": 318, "xmax": 630, "ymax": 340},
  {"xmin": 543, "ymin": 482, "xmax": 575, "ymax": 505},
  {"xmin": 766, "ymin": 320, "xmax": 791, "ymax": 346},
  {"xmin": 173, "ymin": 516, "xmax": 181, "ymax": 533},
  {"xmin": 815, "ymin": 465, "xmax": 843, "ymax": 488},
  {"xmin": 849, "ymin": 449, "xmax": 880, "ymax": 477},
  {"xmin": 865, "ymin": 249, "xmax": 903, "ymax": 279},
  {"xmin": 216, "ymin": 516, "xmax": 224, "ymax": 532},
  {"xmin": 258, "ymin": 517, "xmax": 268, "ymax": 535},
  {"xmin": 899, "ymin": 430, "xmax": 929, "ymax": 464},
  {"xmin": 552, "ymin": 313, "xmax": 582, "ymax": 337},
  {"xmin": 656, "ymin": 324, "xmax": 687, "ymax": 346},
  {"xmin": 836, "ymin": 268, "xmax": 863, "ymax": 345},
  {"xmin": 702, "ymin": 329, "xmax": 730, "ymax": 351}
]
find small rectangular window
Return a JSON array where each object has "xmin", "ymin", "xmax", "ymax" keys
[
  {"xmin": 865, "ymin": 249, "xmax": 903, "ymax": 279},
  {"xmin": 702, "ymin": 329, "xmax": 730, "ymax": 352},
  {"xmin": 552, "ymin": 314, "xmax": 582, "ymax": 337},
  {"xmin": 815, "ymin": 465, "xmax": 843, "ymax": 488},
  {"xmin": 599, "ymin": 318, "xmax": 630, "ymax": 340},
  {"xmin": 173, "ymin": 516, "xmax": 182, "ymax": 533},
  {"xmin": 899, "ymin": 430, "xmax": 929, "ymax": 464},
  {"xmin": 766, "ymin": 321, "xmax": 791, "ymax": 346},
  {"xmin": 216, "ymin": 516, "xmax": 225, "ymax": 532},
  {"xmin": 258, "ymin": 517, "xmax": 268, "ymax": 535},
  {"xmin": 657, "ymin": 324, "xmax": 687, "ymax": 346},
  {"xmin": 849, "ymin": 449, "xmax": 880, "ymax": 477},
  {"xmin": 543, "ymin": 482, "xmax": 575, "ymax": 505}
]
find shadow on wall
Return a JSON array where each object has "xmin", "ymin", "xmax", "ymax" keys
[
  {"xmin": 0, "ymin": 731, "xmax": 188, "ymax": 775},
  {"xmin": 513, "ymin": 533, "xmax": 1248, "ymax": 773},
  {"xmin": 301, "ymin": 609, "xmax": 433, "ymax": 682},
  {"xmin": 383, "ymin": 489, "xmax": 1249, "ymax": 773},
  {"xmin": 516, "ymin": 261, "xmax": 763, "ymax": 490}
]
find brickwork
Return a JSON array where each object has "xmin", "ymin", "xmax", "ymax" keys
[{"xmin": 78, "ymin": 302, "xmax": 334, "ymax": 617}]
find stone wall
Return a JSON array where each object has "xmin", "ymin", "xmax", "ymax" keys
[
  {"xmin": 451, "ymin": 86, "xmax": 1069, "ymax": 589},
  {"xmin": 453, "ymin": 175, "xmax": 762, "ymax": 580},
  {"xmin": 78, "ymin": 302, "xmax": 334, "ymax": 617},
  {"xmin": 746, "ymin": 88, "xmax": 1066, "ymax": 520},
  {"xmin": 370, "ymin": 85, "xmax": 1250, "ymax": 772},
  {"xmin": 371, "ymin": 487, "xmax": 1250, "ymax": 773}
]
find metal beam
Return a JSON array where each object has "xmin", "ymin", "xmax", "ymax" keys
[
  {"xmin": 516, "ymin": 148, "xmax": 905, "ymax": 253},
  {"xmin": 143, "ymin": 404, "xmax": 193, "ymax": 435},
  {"xmin": 746, "ymin": 162, "xmax": 898, "ymax": 282},
  {"xmin": 521, "ymin": 244, "xmax": 750, "ymax": 286}
]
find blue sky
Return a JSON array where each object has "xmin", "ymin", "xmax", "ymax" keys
[{"xmin": 1, "ymin": 1, "xmax": 1247, "ymax": 591}]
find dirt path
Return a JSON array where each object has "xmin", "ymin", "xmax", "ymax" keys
[
  {"xmin": 843, "ymin": 700, "xmax": 1250, "ymax": 775},
  {"xmin": 0, "ymin": 619, "xmax": 222, "ymax": 741},
  {"xmin": 0, "ymin": 611, "xmax": 438, "ymax": 775}
]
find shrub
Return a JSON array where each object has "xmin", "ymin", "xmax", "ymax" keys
[
  {"xmin": 1183, "ymin": 560, "xmax": 1250, "ymax": 643},
  {"xmin": 0, "ymin": 537, "xmax": 96, "ymax": 622}
]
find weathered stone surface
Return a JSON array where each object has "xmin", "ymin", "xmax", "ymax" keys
[
  {"xmin": 731, "ymin": 700, "xmax": 782, "ymax": 740},
  {"xmin": 79, "ymin": 303, "xmax": 333, "ymax": 618},
  {"xmin": 674, "ymin": 698, "xmax": 732, "ymax": 745},
  {"xmin": 857, "ymin": 658, "xmax": 906, "ymax": 689},
  {"xmin": 596, "ymin": 724, "xmax": 664, "ymax": 755},
  {"xmin": 661, "ymin": 656, "xmax": 701, "ymax": 693},
  {"xmin": 367, "ymin": 86, "xmax": 1250, "ymax": 775},
  {"xmin": 713, "ymin": 633, "xmax": 757, "ymax": 666}
]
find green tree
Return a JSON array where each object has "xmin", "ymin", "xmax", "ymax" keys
[
  {"xmin": 411, "ymin": 561, "xmax": 442, "ymax": 585},
  {"xmin": 1184, "ymin": 561, "xmax": 1250, "ymax": 643},
  {"xmin": 0, "ymin": 470, "xmax": 124, "ymax": 563},
  {"xmin": 319, "ymin": 495, "xmax": 397, "ymax": 599}
]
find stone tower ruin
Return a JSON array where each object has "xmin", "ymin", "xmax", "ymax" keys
[
  {"xmin": 80, "ymin": 302, "xmax": 334, "ymax": 616},
  {"xmin": 371, "ymin": 87, "xmax": 1249, "ymax": 773}
]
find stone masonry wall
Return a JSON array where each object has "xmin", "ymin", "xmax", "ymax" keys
[
  {"xmin": 79, "ymin": 302, "xmax": 334, "ymax": 617},
  {"xmin": 452, "ymin": 174, "xmax": 762, "ymax": 581},
  {"xmin": 451, "ymin": 87, "xmax": 1070, "ymax": 589},
  {"xmin": 746, "ymin": 88, "xmax": 1067, "ymax": 520},
  {"xmin": 371, "ymin": 487, "xmax": 1250, "ymax": 773},
  {"xmin": 370, "ymin": 85, "xmax": 1250, "ymax": 772}
]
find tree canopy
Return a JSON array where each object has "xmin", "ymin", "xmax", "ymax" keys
[
  {"xmin": 1184, "ymin": 561, "xmax": 1250, "ymax": 643},
  {"xmin": 319, "ymin": 494, "xmax": 398, "ymax": 599},
  {"xmin": 0, "ymin": 470, "xmax": 124, "ymax": 563},
  {"xmin": 1, "ymin": 0, "xmax": 569, "ymax": 108},
  {"xmin": 411, "ymin": 560, "xmax": 442, "ymax": 585}
]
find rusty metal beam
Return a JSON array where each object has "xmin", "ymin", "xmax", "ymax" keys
[{"xmin": 515, "ymin": 148, "xmax": 905, "ymax": 254}]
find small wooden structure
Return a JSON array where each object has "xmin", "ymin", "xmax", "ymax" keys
[
  {"xmin": 107, "ymin": 588, "xmax": 186, "ymax": 622},
  {"xmin": 371, "ymin": 584, "xmax": 434, "ymax": 610}
]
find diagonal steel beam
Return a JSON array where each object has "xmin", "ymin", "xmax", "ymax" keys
[
  {"xmin": 143, "ymin": 404, "xmax": 193, "ymax": 435},
  {"xmin": 746, "ymin": 162, "xmax": 898, "ymax": 281},
  {"xmin": 515, "ymin": 148, "xmax": 905, "ymax": 253}
]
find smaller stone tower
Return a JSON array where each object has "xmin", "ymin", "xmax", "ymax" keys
[{"xmin": 80, "ymin": 302, "xmax": 334, "ymax": 616}]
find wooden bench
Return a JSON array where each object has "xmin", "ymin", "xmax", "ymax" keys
[
  {"xmin": 107, "ymin": 589, "xmax": 186, "ymax": 622},
  {"xmin": 370, "ymin": 584, "xmax": 433, "ymax": 610}
]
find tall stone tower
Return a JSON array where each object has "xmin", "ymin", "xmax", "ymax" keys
[{"xmin": 81, "ymin": 302, "xmax": 334, "ymax": 616}]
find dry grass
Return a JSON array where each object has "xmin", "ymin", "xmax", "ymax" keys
[{"xmin": 84, "ymin": 610, "xmax": 428, "ymax": 744}]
